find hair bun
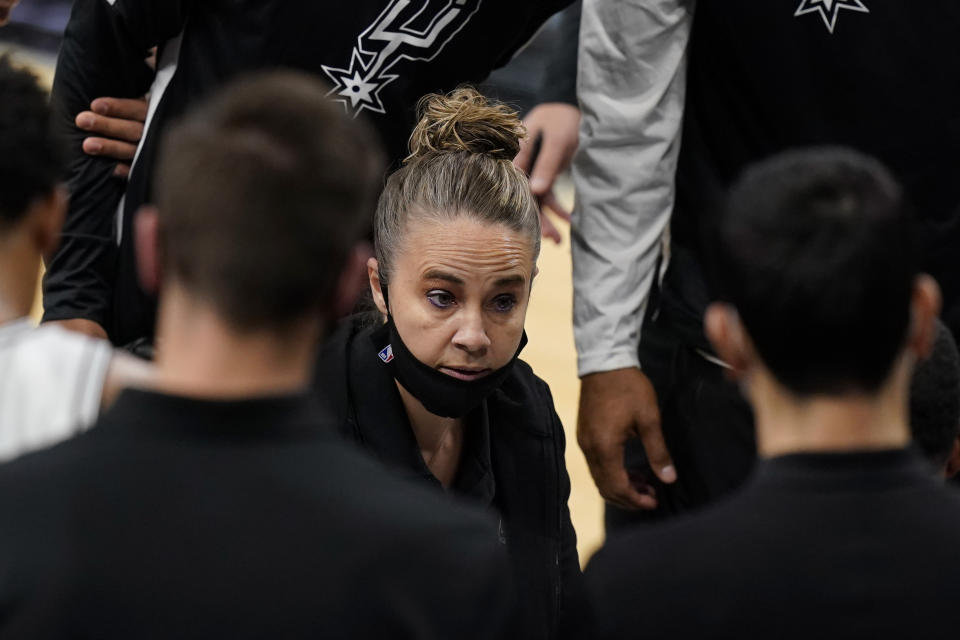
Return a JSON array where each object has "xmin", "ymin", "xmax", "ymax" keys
[{"xmin": 407, "ymin": 87, "xmax": 525, "ymax": 162}]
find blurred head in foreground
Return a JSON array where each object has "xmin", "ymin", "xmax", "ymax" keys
[
  {"xmin": 138, "ymin": 71, "xmax": 383, "ymax": 389},
  {"xmin": 704, "ymin": 147, "xmax": 940, "ymax": 456}
]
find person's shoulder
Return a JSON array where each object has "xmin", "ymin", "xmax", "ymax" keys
[
  {"xmin": 28, "ymin": 321, "xmax": 108, "ymax": 347},
  {"xmin": 4, "ymin": 322, "xmax": 109, "ymax": 361},
  {"xmin": 0, "ymin": 427, "xmax": 104, "ymax": 506},
  {"xmin": 582, "ymin": 496, "xmax": 753, "ymax": 636},
  {"xmin": 492, "ymin": 359, "xmax": 558, "ymax": 437},
  {"xmin": 498, "ymin": 358, "xmax": 539, "ymax": 399},
  {"xmin": 314, "ymin": 439, "xmax": 511, "ymax": 608},
  {"xmin": 0, "ymin": 324, "xmax": 114, "ymax": 461},
  {"xmin": 314, "ymin": 314, "xmax": 380, "ymax": 386},
  {"xmin": 7, "ymin": 324, "xmax": 114, "ymax": 387},
  {"xmin": 588, "ymin": 491, "xmax": 753, "ymax": 585},
  {"xmin": 911, "ymin": 481, "xmax": 960, "ymax": 531}
]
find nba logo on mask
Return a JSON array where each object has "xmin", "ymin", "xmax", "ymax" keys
[{"xmin": 378, "ymin": 344, "xmax": 394, "ymax": 363}]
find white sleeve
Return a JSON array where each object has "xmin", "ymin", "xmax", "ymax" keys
[
  {"xmin": 571, "ymin": 0, "xmax": 694, "ymax": 377},
  {"xmin": 69, "ymin": 334, "xmax": 114, "ymax": 433},
  {"xmin": 0, "ymin": 327, "xmax": 113, "ymax": 462}
]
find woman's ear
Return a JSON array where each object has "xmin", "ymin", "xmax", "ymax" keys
[
  {"xmin": 367, "ymin": 257, "xmax": 388, "ymax": 315},
  {"xmin": 908, "ymin": 274, "xmax": 942, "ymax": 360}
]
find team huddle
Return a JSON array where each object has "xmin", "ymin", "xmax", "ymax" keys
[{"xmin": 1, "ymin": 0, "xmax": 960, "ymax": 638}]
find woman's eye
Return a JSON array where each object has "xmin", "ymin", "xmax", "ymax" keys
[
  {"xmin": 426, "ymin": 290, "xmax": 455, "ymax": 308},
  {"xmin": 491, "ymin": 294, "xmax": 517, "ymax": 313}
]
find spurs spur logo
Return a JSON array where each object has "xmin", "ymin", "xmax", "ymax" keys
[
  {"xmin": 322, "ymin": 0, "xmax": 483, "ymax": 117},
  {"xmin": 794, "ymin": 0, "xmax": 869, "ymax": 34}
]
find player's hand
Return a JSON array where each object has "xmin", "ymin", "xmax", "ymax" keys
[
  {"xmin": 48, "ymin": 318, "xmax": 109, "ymax": 341},
  {"xmin": 514, "ymin": 102, "xmax": 580, "ymax": 244},
  {"xmin": 76, "ymin": 97, "xmax": 148, "ymax": 179},
  {"xmin": 577, "ymin": 367, "xmax": 676, "ymax": 510},
  {"xmin": 0, "ymin": 0, "xmax": 20, "ymax": 26}
]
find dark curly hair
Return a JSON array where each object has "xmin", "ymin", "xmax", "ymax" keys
[{"xmin": 0, "ymin": 55, "xmax": 65, "ymax": 228}]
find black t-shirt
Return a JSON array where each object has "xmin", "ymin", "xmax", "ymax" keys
[
  {"xmin": 662, "ymin": 0, "xmax": 960, "ymax": 348},
  {"xmin": 43, "ymin": 0, "xmax": 571, "ymax": 345},
  {"xmin": 584, "ymin": 448, "xmax": 960, "ymax": 639},
  {"xmin": 0, "ymin": 389, "xmax": 513, "ymax": 638}
]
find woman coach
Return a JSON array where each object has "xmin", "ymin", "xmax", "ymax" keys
[{"xmin": 314, "ymin": 88, "xmax": 580, "ymax": 640}]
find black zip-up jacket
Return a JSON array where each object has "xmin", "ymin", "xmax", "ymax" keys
[
  {"xmin": 42, "ymin": 0, "xmax": 572, "ymax": 345},
  {"xmin": 313, "ymin": 317, "xmax": 582, "ymax": 640}
]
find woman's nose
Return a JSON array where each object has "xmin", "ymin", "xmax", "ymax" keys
[{"xmin": 452, "ymin": 313, "xmax": 491, "ymax": 354}]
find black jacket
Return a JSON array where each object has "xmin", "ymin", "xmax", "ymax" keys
[
  {"xmin": 42, "ymin": 0, "xmax": 572, "ymax": 346},
  {"xmin": 314, "ymin": 317, "xmax": 581, "ymax": 640},
  {"xmin": 584, "ymin": 449, "xmax": 960, "ymax": 639},
  {"xmin": 0, "ymin": 389, "xmax": 513, "ymax": 638}
]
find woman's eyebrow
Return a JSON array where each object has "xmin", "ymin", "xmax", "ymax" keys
[
  {"xmin": 422, "ymin": 269, "xmax": 465, "ymax": 285},
  {"xmin": 421, "ymin": 270, "xmax": 526, "ymax": 287},
  {"xmin": 494, "ymin": 275, "xmax": 526, "ymax": 287}
]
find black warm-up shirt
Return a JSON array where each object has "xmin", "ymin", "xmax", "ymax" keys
[
  {"xmin": 0, "ymin": 389, "xmax": 513, "ymax": 639},
  {"xmin": 43, "ymin": 0, "xmax": 572, "ymax": 346},
  {"xmin": 582, "ymin": 448, "xmax": 960, "ymax": 639},
  {"xmin": 665, "ymin": 0, "xmax": 960, "ymax": 350}
]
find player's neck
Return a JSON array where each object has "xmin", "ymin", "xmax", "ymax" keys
[
  {"xmin": 152, "ymin": 284, "xmax": 320, "ymax": 399},
  {"xmin": 0, "ymin": 232, "xmax": 40, "ymax": 325},
  {"xmin": 751, "ymin": 359, "xmax": 911, "ymax": 458}
]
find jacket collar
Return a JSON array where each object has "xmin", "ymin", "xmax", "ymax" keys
[
  {"xmin": 335, "ymin": 318, "xmax": 497, "ymax": 506},
  {"xmin": 101, "ymin": 387, "xmax": 332, "ymax": 441},
  {"xmin": 753, "ymin": 446, "xmax": 936, "ymax": 492}
]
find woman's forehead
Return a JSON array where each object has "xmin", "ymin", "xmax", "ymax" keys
[{"xmin": 397, "ymin": 217, "xmax": 535, "ymax": 278}]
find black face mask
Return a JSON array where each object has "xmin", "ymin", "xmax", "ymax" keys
[{"xmin": 369, "ymin": 315, "xmax": 528, "ymax": 419}]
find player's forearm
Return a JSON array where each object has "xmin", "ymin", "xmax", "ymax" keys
[{"xmin": 45, "ymin": 0, "xmax": 188, "ymax": 327}]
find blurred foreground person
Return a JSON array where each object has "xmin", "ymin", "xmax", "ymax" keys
[
  {"xmin": 315, "ymin": 88, "xmax": 579, "ymax": 640},
  {"xmin": 0, "ymin": 72, "xmax": 512, "ymax": 639},
  {"xmin": 574, "ymin": 0, "xmax": 960, "ymax": 521},
  {"xmin": 0, "ymin": 56, "xmax": 149, "ymax": 462},
  {"xmin": 583, "ymin": 148, "xmax": 960, "ymax": 639}
]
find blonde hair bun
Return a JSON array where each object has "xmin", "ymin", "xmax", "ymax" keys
[{"xmin": 406, "ymin": 87, "xmax": 526, "ymax": 163}]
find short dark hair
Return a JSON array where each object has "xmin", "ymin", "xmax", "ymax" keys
[
  {"xmin": 910, "ymin": 320, "xmax": 960, "ymax": 467},
  {"xmin": 0, "ymin": 55, "xmax": 65, "ymax": 228},
  {"xmin": 708, "ymin": 147, "xmax": 917, "ymax": 395},
  {"xmin": 154, "ymin": 71, "xmax": 384, "ymax": 330}
]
